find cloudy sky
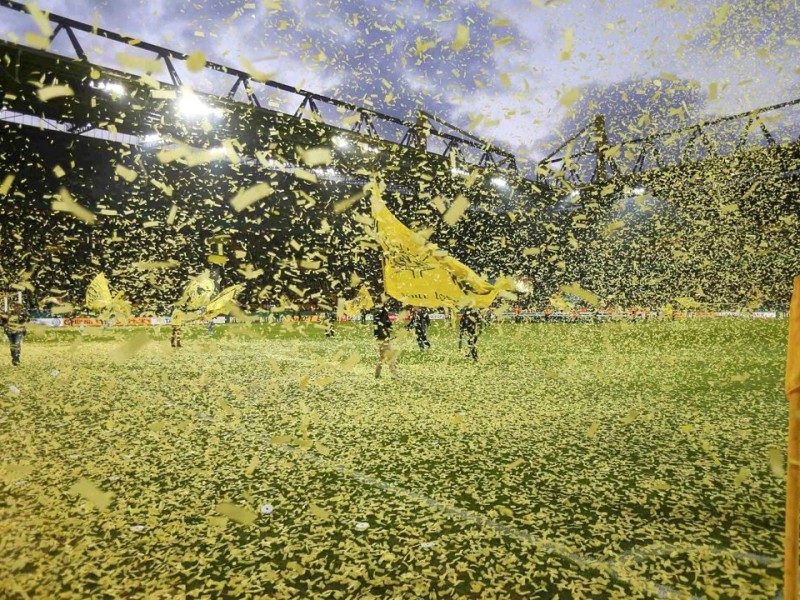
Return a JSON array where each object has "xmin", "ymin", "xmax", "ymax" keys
[{"xmin": 3, "ymin": 0, "xmax": 799, "ymax": 168}]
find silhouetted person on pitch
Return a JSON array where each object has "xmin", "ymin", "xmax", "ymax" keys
[
  {"xmin": 408, "ymin": 307, "xmax": 431, "ymax": 350},
  {"xmin": 1, "ymin": 303, "xmax": 29, "ymax": 366},
  {"xmin": 170, "ymin": 323, "xmax": 183, "ymax": 348},
  {"xmin": 373, "ymin": 302, "xmax": 399, "ymax": 378},
  {"xmin": 324, "ymin": 311, "xmax": 336, "ymax": 337},
  {"xmin": 459, "ymin": 307, "xmax": 482, "ymax": 362}
]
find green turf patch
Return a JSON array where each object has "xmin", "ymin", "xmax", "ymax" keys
[{"xmin": 0, "ymin": 319, "xmax": 788, "ymax": 598}]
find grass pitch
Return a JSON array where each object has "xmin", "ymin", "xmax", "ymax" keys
[{"xmin": 0, "ymin": 318, "xmax": 789, "ymax": 598}]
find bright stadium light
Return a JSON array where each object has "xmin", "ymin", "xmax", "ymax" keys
[
  {"xmin": 141, "ymin": 132, "xmax": 162, "ymax": 144},
  {"xmin": 89, "ymin": 80, "xmax": 126, "ymax": 96},
  {"xmin": 515, "ymin": 277, "xmax": 534, "ymax": 294},
  {"xmin": 568, "ymin": 189, "xmax": 581, "ymax": 199},
  {"xmin": 632, "ymin": 186, "xmax": 646, "ymax": 195},
  {"xmin": 451, "ymin": 166, "xmax": 469, "ymax": 176},
  {"xmin": 491, "ymin": 176, "xmax": 508, "ymax": 188},
  {"xmin": 314, "ymin": 167, "xmax": 343, "ymax": 182},
  {"xmin": 358, "ymin": 141, "xmax": 380, "ymax": 154},
  {"xmin": 177, "ymin": 92, "xmax": 224, "ymax": 119},
  {"xmin": 332, "ymin": 136, "xmax": 350, "ymax": 148}
]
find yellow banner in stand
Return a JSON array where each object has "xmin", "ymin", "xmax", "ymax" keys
[{"xmin": 370, "ymin": 182, "xmax": 509, "ymax": 309}]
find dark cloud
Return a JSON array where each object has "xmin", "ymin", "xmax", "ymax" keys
[
  {"xmin": 11, "ymin": 0, "xmax": 800, "ymax": 164},
  {"xmin": 548, "ymin": 77, "xmax": 708, "ymax": 142}
]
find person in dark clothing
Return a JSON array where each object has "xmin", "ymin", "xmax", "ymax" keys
[
  {"xmin": 170, "ymin": 324, "xmax": 182, "ymax": 348},
  {"xmin": 373, "ymin": 303, "xmax": 399, "ymax": 378},
  {"xmin": 0, "ymin": 303, "xmax": 29, "ymax": 366},
  {"xmin": 458, "ymin": 307, "xmax": 482, "ymax": 361},
  {"xmin": 407, "ymin": 307, "xmax": 431, "ymax": 350},
  {"xmin": 324, "ymin": 311, "xmax": 336, "ymax": 337}
]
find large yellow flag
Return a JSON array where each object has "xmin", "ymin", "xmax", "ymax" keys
[
  {"xmin": 343, "ymin": 285, "xmax": 374, "ymax": 314},
  {"xmin": 177, "ymin": 272, "xmax": 217, "ymax": 311},
  {"xmin": 85, "ymin": 273, "xmax": 113, "ymax": 313},
  {"xmin": 205, "ymin": 284, "xmax": 242, "ymax": 318},
  {"xmin": 371, "ymin": 182, "xmax": 509, "ymax": 308},
  {"xmin": 85, "ymin": 273, "xmax": 131, "ymax": 319}
]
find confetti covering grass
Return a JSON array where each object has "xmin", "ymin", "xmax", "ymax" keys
[{"xmin": 0, "ymin": 318, "xmax": 788, "ymax": 598}]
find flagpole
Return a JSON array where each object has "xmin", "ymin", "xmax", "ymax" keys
[{"xmin": 785, "ymin": 275, "xmax": 800, "ymax": 600}]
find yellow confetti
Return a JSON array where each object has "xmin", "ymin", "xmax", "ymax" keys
[
  {"xmin": 294, "ymin": 169, "xmax": 318, "ymax": 183},
  {"xmin": 308, "ymin": 503, "xmax": 331, "ymax": 520},
  {"xmin": 116, "ymin": 53, "xmax": 164, "ymax": 74},
  {"xmin": 0, "ymin": 174, "xmax": 16, "ymax": 195},
  {"xmin": 68, "ymin": 478, "xmax": 113, "ymax": 511},
  {"xmin": 186, "ymin": 51, "xmax": 206, "ymax": 72},
  {"xmin": 559, "ymin": 87, "xmax": 581, "ymax": 107},
  {"xmin": 622, "ymin": 409, "xmax": 639, "ymax": 425},
  {"xmin": 115, "ymin": 165, "xmax": 138, "ymax": 182},
  {"xmin": 300, "ymin": 147, "xmax": 332, "ymax": 167},
  {"xmin": 52, "ymin": 188, "xmax": 96, "ymax": 225},
  {"xmin": 452, "ymin": 24, "xmax": 469, "ymax": 51},
  {"xmin": 24, "ymin": 31, "xmax": 51, "ymax": 50},
  {"xmin": 25, "ymin": 2, "xmax": 52, "ymax": 36},
  {"xmin": 733, "ymin": 466, "xmax": 751, "ymax": 488},
  {"xmin": 505, "ymin": 457, "xmax": 525, "ymax": 471},
  {"xmin": 214, "ymin": 502, "xmax": 257, "ymax": 526},
  {"xmin": 560, "ymin": 29, "xmax": 573, "ymax": 61},
  {"xmin": 768, "ymin": 448, "xmax": 785, "ymax": 478},
  {"xmin": 37, "ymin": 85, "xmax": 74, "ymax": 102},
  {"xmin": 244, "ymin": 456, "xmax": 259, "ymax": 477},
  {"xmin": 230, "ymin": 182, "xmax": 275, "ymax": 212},
  {"xmin": 240, "ymin": 56, "xmax": 274, "ymax": 82},
  {"xmin": 334, "ymin": 190, "xmax": 366, "ymax": 214},
  {"xmin": 442, "ymin": 195, "xmax": 470, "ymax": 226}
]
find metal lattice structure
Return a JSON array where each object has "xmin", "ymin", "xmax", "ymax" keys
[
  {"xmin": 2, "ymin": 0, "xmax": 799, "ymax": 217},
  {"xmin": 536, "ymin": 98, "xmax": 800, "ymax": 190},
  {"xmin": 0, "ymin": 0, "xmax": 516, "ymax": 173}
]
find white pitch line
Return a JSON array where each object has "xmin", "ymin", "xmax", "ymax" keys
[
  {"xmin": 271, "ymin": 440, "xmax": 688, "ymax": 599},
  {"xmin": 182, "ymin": 398, "xmax": 770, "ymax": 599}
]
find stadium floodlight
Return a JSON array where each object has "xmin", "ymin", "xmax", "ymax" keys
[
  {"xmin": 314, "ymin": 167, "xmax": 343, "ymax": 182},
  {"xmin": 632, "ymin": 186, "xmax": 646, "ymax": 195},
  {"xmin": 141, "ymin": 132, "xmax": 162, "ymax": 144},
  {"xmin": 332, "ymin": 136, "xmax": 350, "ymax": 149},
  {"xmin": 491, "ymin": 176, "xmax": 508, "ymax": 189},
  {"xmin": 515, "ymin": 278, "xmax": 534, "ymax": 294},
  {"xmin": 177, "ymin": 92, "xmax": 224, "ymax": 119},
  {"xmin": 89, "ymin": 80, "xmax": 126, "ymax": 96},
  {"xmin": 358, "ymin": 142, "xmax": 380, "ymax": 154},
  {"xmin": 568, "ymin": 189, "xmax": 581, "ymax": 199},
  {"xmin": 451, "ymin": 167, "xmax": 469, "ymax": 176}
]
